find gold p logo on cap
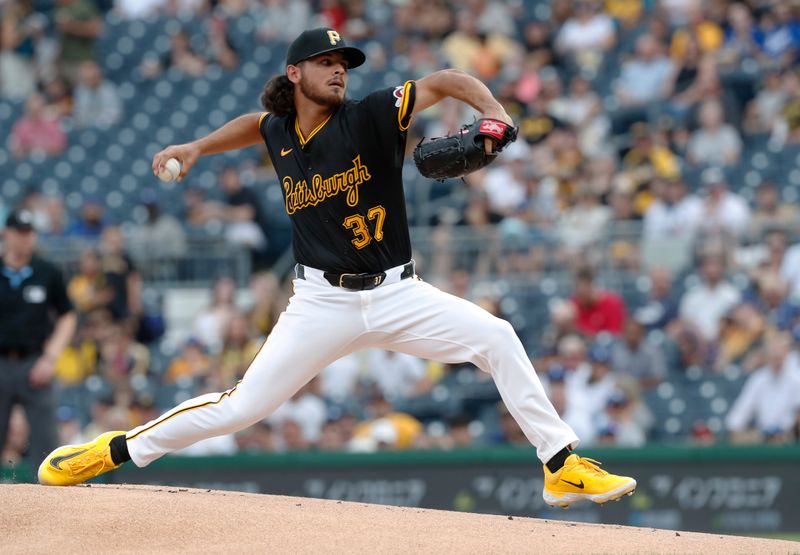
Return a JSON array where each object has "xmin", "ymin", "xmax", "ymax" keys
[{"xmin": 327, "ymin": 30, "xmax": 341, "ymax": 45}]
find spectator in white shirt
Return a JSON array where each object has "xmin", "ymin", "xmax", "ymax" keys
[
  {"xmin": 114, "ymin": 0, "xmax": 167, "ymax": 19},
  {"xmin": 697, "ymin": 168, "xmax": 752, "ymax": 239},
  {"xmin": 679, "ymin": 253, "xmax": 742, "ymax": 341},
  {"xmin": 255, "ymin": 0, "xmax": 312, "ymax": 44},
  {"xmin": 780, "ymin": 241, "xmax": 800, "ymax": 301},
  {"xmin": 584, "ymin": 345, "xmax": 618, "ymax": 419},
  {"xmin": 269, "ymin": 379, "xmax": 328, "ymax": 443},
  {"xmin": 615, "ymin": 34, "xmax": 674, "ymax": 107},
  {"xmin": 555, "ymin": 334, "xmax": 593, "ymax": 406},
  {"xmin": 549, "ymin": 75, "xmax": 610, "ymax": 155},
  {"xmin": 319, "ymin": 352, "xmax": 362, "ymax": 401},
  {"xmin": 366, "ymin": 350, "xmax": 429, "ymax": 400},
  {"xmin": 474, "ymin": 0, "xmax": 515, "ymax": 37},
  {"xmin": 597, "ymin": 389, "xmax": 647, "ymax": 447},
  {"xmin": 659, "ymin": 0, "xmax": 694, "ymax": 27},
  {"xmin": 726, "ymin": 333, "xmax": 800, "ymax": 443},
  {"xmin": 556, "ymin": 186, "xmax": 612, "ymax": 252},
  {"xmin": 481, "ymin": 141, "xmax": 529, "ymax": 216},
  {"xmin": 687, "ymin": 100, "xmax": 743, "ymax": 166},
  {"xmin": 643, "ymin": 177, "xmax": 703, "ymax": 239},
  {"xmin": 555, "ymin": 1, "xmax": 615, "ymax": 71},
  {"xmin": 72, "ymin": 60, "xmax": 122, "ymax": 128},
  {"xmin": 115, "ymin": 0, "xmax": 203, "ymax": 18},
  {"xmin": 541, "ymin": 363, "xmax": 596, "ymax": 446},
  {"xmin": 191, "ymin": 276, "xmax": 237, "ymax": 354}
]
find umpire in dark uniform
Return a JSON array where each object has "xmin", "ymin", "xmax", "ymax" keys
[{"xmin": 0, "ymin": 210, "xmax": 76, "ymax": 467}]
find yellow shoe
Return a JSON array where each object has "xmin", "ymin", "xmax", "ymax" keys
[
  {"xmin": 543, "ymin": 454, "xmax": 636, "ymax": 508},
  {"xmin": 38, "ymin": 431, "xmax": 125, "ymax": 486}
]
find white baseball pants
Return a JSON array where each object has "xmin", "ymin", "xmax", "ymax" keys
[{"xmin": 126, "ymin": 262, "xmax": 579, "ymax": 466}]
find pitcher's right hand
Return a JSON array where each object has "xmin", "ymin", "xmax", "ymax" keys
[{"xmin": 153, "ymin": 143, "xmax": 201, "ymax": 182}]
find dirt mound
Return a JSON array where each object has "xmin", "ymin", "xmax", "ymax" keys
[{"xmin": 1, "ymin": 484, "xmax": 796, "ymax": 554}]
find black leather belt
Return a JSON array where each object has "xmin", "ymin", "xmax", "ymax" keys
[{"xmin": 296, "ymin": 261, "xmax": 415, "ymax": 291}]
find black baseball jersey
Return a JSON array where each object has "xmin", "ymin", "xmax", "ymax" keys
[
  {"xmin": 0, "ymin": 256, "xmax": 73, "ymax": 351},
  {"xmin": 259, "ymin": 81, "xmax": 416, "ymax": 274}
]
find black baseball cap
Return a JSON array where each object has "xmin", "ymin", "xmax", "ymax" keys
[
  {"xmin": 5, "ymin": 209, "xmax": 35, "ymax": 231},
  {"xmin": 286, "ymin": 28, "xmax": 366, "ymax": 69}
]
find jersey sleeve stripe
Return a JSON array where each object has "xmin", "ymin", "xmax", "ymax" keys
[
  {"xmin": 258, "ymin": 112, "xmax": 270, "ymax": 129},
  {"xmin": 398, "ymin": 80, "xmax": 415, "ymax": 131}
]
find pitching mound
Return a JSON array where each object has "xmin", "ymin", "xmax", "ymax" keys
[{"xmin": 1, "ymin": 484, "xmax": 796, "ymax": 554}]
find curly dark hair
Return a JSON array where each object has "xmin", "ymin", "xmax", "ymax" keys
[{"xmin": 260, "ymin": 75, "xmax": 294, "ymax": 117}]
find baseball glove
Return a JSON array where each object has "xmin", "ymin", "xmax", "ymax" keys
[{"xmin": 413, "ymin": 118, "xmax": 518, "ymax": 180}]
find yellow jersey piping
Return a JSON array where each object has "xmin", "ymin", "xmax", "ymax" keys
[
  {"xmin": 398, "ymin": 80, "xmax": 414, "ymax": 131},
  {"xmin": 127, "ymin": 382, "xmax": 241, "ymax": 441},
  {"xmin": 295, "ymin": 113, "xmax": 333, "ymax": 147}
]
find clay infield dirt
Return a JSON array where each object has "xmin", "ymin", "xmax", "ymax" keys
[{"xmin": 1, "ymin": 484, "xmax": 798, "ymax": 554}]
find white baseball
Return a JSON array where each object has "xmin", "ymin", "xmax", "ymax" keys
[{"xmin": 158, "ymin": 158, "xmax": 181, "ymax": 182}]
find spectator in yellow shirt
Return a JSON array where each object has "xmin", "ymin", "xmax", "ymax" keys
[
  {"xmin": 55, "ymin": 335, "xmax": 97, "ymax": 385},
  {"xmin": 217, "ymin": 313, "xmax": 264, "ymax": 383},
  {"xmin": 670, "ymin": 7, "xmax": 723, "ymax": 59},
  {"xmin": 164, "ymin": 338, "xmax": 213, "ymax": 384},
  {"xmin": 605, "ymin": 0, "xmax": 643, "ymax": 26},
  {"xmin": 622, "ymin": 125, "xmax": 681, "ymax": 184},
  {"xmin": 67, "ymin": 248, "xmax": 112, "ymax": 315}
]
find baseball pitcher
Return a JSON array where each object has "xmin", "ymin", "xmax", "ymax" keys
[{"xmin": 40, "ymin": 28, "xmax": 636, "ymax": 508}]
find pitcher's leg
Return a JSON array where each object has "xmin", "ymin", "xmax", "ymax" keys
[
  {"xmin": 372, "ymin": 280, "xmax": 578, "ymax": 463},
  {"xmin": 127, "ymin": 287, "xmax": 367, "ymax": 467}
]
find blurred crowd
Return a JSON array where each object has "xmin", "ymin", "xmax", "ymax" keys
[{"xmin": 2, "ymin": 0, "xmax": 800, "ymax": 467}]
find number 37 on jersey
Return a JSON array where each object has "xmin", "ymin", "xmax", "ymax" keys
[{"xmin": 343, "ymin": 205, "xmax": 386, "ymax": 249}]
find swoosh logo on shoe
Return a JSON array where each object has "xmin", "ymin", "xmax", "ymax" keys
[
  {"xmin": 50, "ymin": 449, "xmax": 89, "ymax": 470},
  {"xmin": 280, "ymin": 147, "xmax": 293, "ymax": 156},
  {"xmin": 561, "ymin": 478, "xmax": 585, "ymax": 489}
]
